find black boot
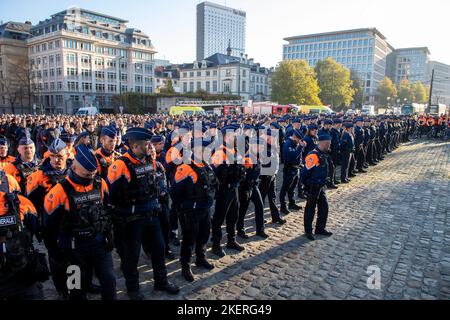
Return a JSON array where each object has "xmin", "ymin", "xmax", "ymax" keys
[
  {"xmin": 154, "ymin": 281, "xmax": 180, "ymax": 295},
  {"xmin": 226, "ymin": 241, "xmax": 245, "ymax": 252},
  {"xmin": 195, "ymin": 258, "xmax": 215, "ymax": 270},
  {"xmin": 288, "ymin": 203, "xmax": 302, "ymax": 210},
  {"xmin": 211, "ymin": 244, "xmax": 226, "ymax": 257},
  {"xmin": 181, "ymin": 266, "xmax": 195, "ymax": 282}
]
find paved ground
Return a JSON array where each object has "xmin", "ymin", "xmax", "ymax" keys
[{"xmin": 41, "ymin": 139, "xmax": 450, "ymax": 300}]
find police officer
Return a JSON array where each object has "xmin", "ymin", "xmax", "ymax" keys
[
  {"xmin": 4, "ymin": 133, "xmax": 40, "ymax": 194},
  {"xmin": 108, "ymin": 128, "xmax": 179, "ymax": 300},
  {"xmin": 210, "ymin": 125, "xmax": 246, "ymax": 257},
  {"xmin": 43, "ymin": 144, "xmax": 115, "ymax": 300},
  {"xmin": 302, "ymin": 134, "xmax": 333, "ymax": 241},
  {"xmin": 237, "ymin": 137, "xmax": 269, "ymax": 240},
  {"xmin": 95, "ymin": 126, "xmax": 119, "ymax": 180},
  {"xmin": 353, "ymin": 118, "xmax": 367, "ymax": 174},
  {"xmin": 279, "ymin": 129, "xmax": 304, "ymax": 215},
  {"xmin": 0, "ymin": 170, "xmax": 49, "ymax": 300},
  {"xmin": 171, "ymin": 141, "xmax": 217, "ymax": 282},
  {"xmin": 319, "ymin": 119, "xmax": 339, "ymax": 189},
  {"xmin": 0, "ymin": 136, "xmax": 15, "ymax": 169},
  {"xmin": 340, "ymin": 123, "xmax": 355, "ymax": 184},
  {"xmin": 329, "ymin": 120, "xmax": 342, "ymax": 185}
]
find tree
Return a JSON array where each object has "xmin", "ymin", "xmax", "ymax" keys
[
  {"xmin": 411, "ymin": 81, "xmax": 427, "ymax": 103},
  {"xmin": 159, "ymin": 78, "xmax": 175, "ymax": 94},
  {"xmin": 376, "ymin": 77, "xmax": 397, "ymax": 106},
  {"xmin": 0, "ymin": 60, "xmax": 33, "ymax": 113},
  {"xmin": 350, "ymin": 70, "xmax": 364, "ymax": 109},
  {"xmin": 315, "ymin": 58, "xmax": 354, "ymax": 108},
  {"xmin": 397, "ymin": 79, "xmax": 413, "ymax": 103},
  {"xmin": 271, "ymin": 60, "xmax": 321, "ymax": 105}
]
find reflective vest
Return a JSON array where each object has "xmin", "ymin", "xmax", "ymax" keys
[
  {"xmin": 13, "ymin": 160, "xmax": 39, "ymax": 192},
  {"xmin": 189, "ymin": 163, "xmax": 217, "ymax": 203},
  {"xmin": 60, "ymin": 177, "xmax": 108, "ymax": 241},
  {"xmin": 118, "ymin": 156, "xmax": 159, "ymax": 206},
  {"xmin": 417, "ymin": 117, "xmax": 426, "ymax": 126},
  {"xmin": 0, "ymin": 172, "xmax": 32, "ymax": 283}
]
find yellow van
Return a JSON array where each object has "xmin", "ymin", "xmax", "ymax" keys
[
  {"xmin": 298, "ymin": 105, "xmax": 333, "ymax": 115},
  {"xmin": 169, "ymin": 106, "xmax": 207, "ymax": 116}
]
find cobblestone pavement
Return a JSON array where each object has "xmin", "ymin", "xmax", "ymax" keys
[{"xmin": 41, "ymin": 139, "xmax": 450, "ymax": 300}]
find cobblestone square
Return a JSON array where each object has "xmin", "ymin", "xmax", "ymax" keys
[{"xmin": 41, "ymin": 140, "xmax": 450, "ymax": 300}]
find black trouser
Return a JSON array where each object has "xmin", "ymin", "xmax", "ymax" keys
[
  {"xmin": 375, "ymin": 139, "xmax": 382, "ymax": 160},
  {"xmin": 69, "ymin": 241, "xmax": 116, "ymax": 301},
  {"xmin": 303, "ymin": 185, "xmax": 329, "ymax": 235},
  {"xmin": 237, "ymin": 185, "xmax": 265, "ymax": 234},
  {"xmin": 331, "ymin": 151, "xmax": 340, "ymax": 182},
  {"xmin": 340, "ymin": 150, "xmax": 352, "ymax": 181},
  {"xmin": 169, "ymin": 204, "xmax": 180, "ymax": 235},
  {"xmin": 46, "ymin": 247, "xmax": 69, "ymax": 295},
  {"xmin": 159, "ymin": 199, "xmax": 171, "ymax": 251},
  {"xmin": 117, "ymin": 216, "xmax": 168, "ymax": 292},
  {"xmin": 212, "ymin": 186, "xmax": 239, "ymax": 245},
  {"xmin": 355, "ymin": 145, "xmax": 365, "ymax": 170},
  {"xmin": 367, "ymin": 140, "xmax": 375, "ymax": 163},
  {"xmin": 179, "ymin": 207, "xmax": 211, "ymax": 267},
  {"xmin": 326, "ymin": 154, "xmax": 335, "ymax": 184},
  {"xmin": 258, "ymin": 175, "xmax": 281, "ymax": 221},
  {"xmin": 279, "ymin": 166, "xmax": 299, "ymax": 208}
]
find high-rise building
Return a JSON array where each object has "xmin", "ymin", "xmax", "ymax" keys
[
  {"xmin": 27, "ymin": 7, "xmax": 157, "ymax": 113},
  {"xmin": 283, "ymin": 28, "xmax": 394, "ymax": 104},
  {"xmin": 428, "ymin": 61, "xmax": 450, "ymax": 105},
  {"xmin": 387, "ymin": 47, "xmax": 430, "ymax": 84},
  {"xmin": 0, "ymin": 21, "xmax": 32, "ymax": 113},
  {"xmin": 196, "ymin": 1, "xmax": 246, "ymax": 61}
]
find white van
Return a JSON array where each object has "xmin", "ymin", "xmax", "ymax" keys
[
  {"xmin": 75, "ymin": 106, "xmax": 99, "ymax": 116},
  {"xmin": 361, "ymin": 105, "xmax": 376, "ymax": 116}
]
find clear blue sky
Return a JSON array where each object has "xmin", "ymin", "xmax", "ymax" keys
[{"xmin": 1, "ymin": 0, "xmax": 449, "ymax": 67}]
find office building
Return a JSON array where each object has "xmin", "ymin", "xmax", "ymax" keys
[
  {"xmin": 27, "ymin": 7, "xmax": 157, "ymax": 113},
  {"xmin": 387, "ymin": 47, "xmax": 430, "ymax": 84},
  {"xmin": 197, "ymin": 1, "xmax": 246, "ymax": 61},
  {"xmin": 283, "ymin": 28, "xmax": 394, "ymax": 103}
]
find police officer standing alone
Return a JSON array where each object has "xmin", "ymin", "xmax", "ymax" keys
[{"xmin": 302, "ymin": 134, "xmax": 334, "ymax": 241}]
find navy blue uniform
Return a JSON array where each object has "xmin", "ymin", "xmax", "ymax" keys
[
  {"xmin": 279, "ymin": 138, "xmax": 303, "ymax": 209},
  {"xmin": 340, "ymin": 131, "xmax": 355, "ymax": 182}
]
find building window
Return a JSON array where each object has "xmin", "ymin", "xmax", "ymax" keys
[
  {"xmin": 189, "ymin": 82, "xmax": 194, "ymax": 92},
  {"xmin": 206, "ymin": 81, "xmax": 210, "ymax": 92},
  {"xmin": 135, "ymin": 75, "xmax": 143, "ymax": 83},
  {"xmin": 196, "ymin": 82, "xmax": 201, "ymax": 91},
  {"xmin": 242, "ymin": 80, "xmax": 246, "ymax": 92},
  {"xmin": 183, "ymin": 82, "xmax": 187, "ymax": 93},
  {"xmin": 82, "ymin": 82, "xmax": 92, "ymax": 91},
  {"xmin": 213, "ymin": 80, "xmax": 217, "ymax": 92}
]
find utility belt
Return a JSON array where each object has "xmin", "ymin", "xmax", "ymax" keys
[
  {"xmin": 285, "ymin": 164, "xmax": 301, "ymax": 170},
  {"xmin": 111, "ymin": 205, "xmax": 160, "ymax": 225}
]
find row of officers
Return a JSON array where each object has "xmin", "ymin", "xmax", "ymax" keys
[{"xmin": 0, "ymin": 115, "xmax": 410, "ymax": 300}]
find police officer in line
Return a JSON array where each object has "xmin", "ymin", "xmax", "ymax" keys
[
  {"xmin": 142, "ymin": 140, "xmax": 175, "ymax": 260},
  {"xmin": 107, "ymin": 128, "xmax": 179, "ymax": 300},
  {"xmin": 43, "ymin": 144, "xmax": 116, "ymax": 300},
  {"xmin": 329, "ymin": 120, "xmax": 342, "ymax": 185},
  {"xmin": 353, "ymin": 118, "xmax": 367, "ymax": 174},
  {"xmin": 0, "ymin": 136, "xmax": 15, "ymax": 169},
  {"xmin": 0, "ymin": 170, "xmax": 49, "ymax": 300},
  {"xmin": 210, "ymin": 125, "xmax": 246, "ymax": 257},
  {"xmin": 236, "ymin": 136, "xmax": 269, "ymax": 240},
  {"xmin": 4, "ymin": 133, "xmax": 40, "ymax": 194},
  {"xmin": 340, "ymin": 123, "xmax": 355, "ymax": 184},
  {"xmin": 318, "ymin": 119, "xmax": 339, "ymax": 189},
  {"xmin": 279, "ymin": 129, "xmax": 305, "ymax": 215},
  {"xmin": 258, "ymin": 127, "xmax": 286, "ymax": 226},
  {"xmin": 26, "ymin": 138, "xmax": 72, "ymax": 298},
  {"xmin": 95, "ymin": 126, "xmax": 119, "ymax": 180},
  {"xmin": 302, "ymin": 134, "xmax": 333, "ymax": 241},
  {"xmin": 171, "ymin": 141, "xmax": 218, "ymax": 282}
]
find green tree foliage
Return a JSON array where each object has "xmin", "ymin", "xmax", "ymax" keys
[
  {"xmin": 350, "ymin": 70, "xmax": 364, "ymax": 109},
  {"xmin": 376, "ymin": 77, "xmax": 397, "ymax": 106},
  {"xmin": 315, "ymin": 58, "xmax": 354, "ymax": 108},
  {"xmin": 271, "ymin": 60, "xmax": 321, "ymax": 105},
  {"xmin": 411, "ymin": 81, "xmax": 427, "ymax": 103},
  {"xmin": 397, "ymin": 79, "xmax": 414, "ymax": 103}
]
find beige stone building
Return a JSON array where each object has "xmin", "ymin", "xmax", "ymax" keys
[{"xmin": 0, "ymin": 21, "xmax": 32, "ymax": 114}]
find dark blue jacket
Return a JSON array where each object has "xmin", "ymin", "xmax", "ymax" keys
[
  {"xmin": 330, "ymin": 128, "xmax": 341, "ymax": 152},
  {"xmin": 302, "ymin": 148, "xmax": 328, "ymax": 187},
  {"xmin": 340, "ymin": 132, "xmax": 355, "ymax": 152},
  {"xmin": 282, "ymin": 138, "xmax": 303, "ymax": 167}
]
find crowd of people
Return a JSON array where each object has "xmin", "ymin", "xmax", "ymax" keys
[{"xmin": 0, "ymin": 110, "xmax": 449, "ymax": 301}]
